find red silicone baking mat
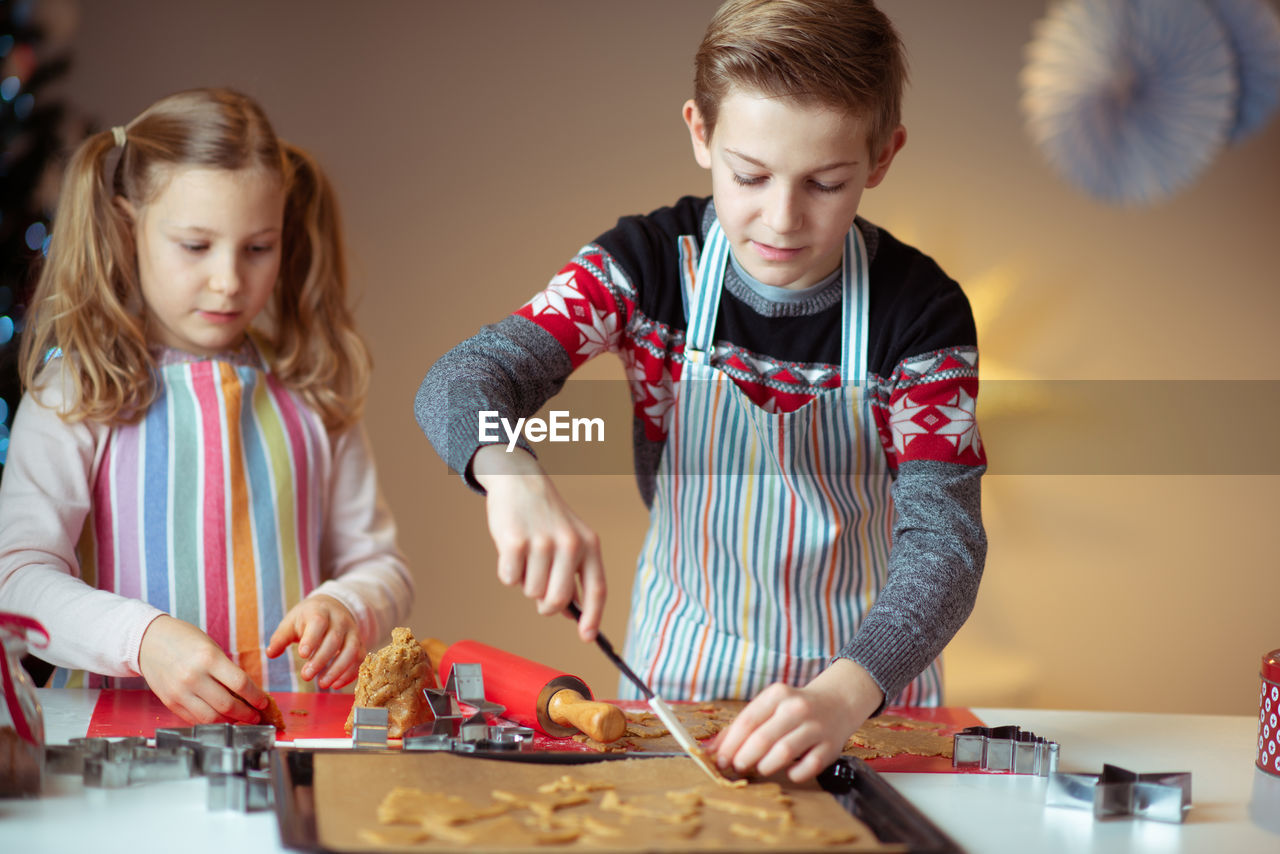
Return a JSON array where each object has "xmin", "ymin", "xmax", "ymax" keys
[
  {"xmin": 851, "ymin": 705, "xmax": 986, "ymax": 774},
  {"xmin": 86, "ymin": 690, "xmax": 356, "ymax": 741},
  {"xmin": 87, "ymin": 690, "xmax": 985, "ymax": 772}
]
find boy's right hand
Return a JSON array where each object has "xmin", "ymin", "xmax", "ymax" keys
[
  {"xmin": 472, "ymin": 445, "xmax": 606, "ymax": 642},
  {"xmin": 137, "ymin": 614, "xmax": 267, "ymax": 725}
]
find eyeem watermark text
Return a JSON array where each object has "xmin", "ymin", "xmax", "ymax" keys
[{"xmin": 478, "ymin": 410, "xmax": 605, "ymax": 452}]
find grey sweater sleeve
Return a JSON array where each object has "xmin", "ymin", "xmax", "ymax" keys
[
  {"xmin": 838, "ymin": 458, "xmax": 987, "ymax": 704},
  {"xmin": 414, "ymin": 315, "xmax": 573, "ymax": 491}
]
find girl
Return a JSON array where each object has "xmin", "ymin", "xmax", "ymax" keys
[{"xmin": 0, "ymin": 88, "xmax": 413, "ymax": 725}]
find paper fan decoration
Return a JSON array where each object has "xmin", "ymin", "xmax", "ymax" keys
[
  {"xmin": 1021, "ymin": 0, "xmax": 1239, "ymax": 205},
  {"xmin": 1206, "ymin": 0, "xmax": 1280, "ymax": 142}
]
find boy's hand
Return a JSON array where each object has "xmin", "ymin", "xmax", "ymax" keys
[
  {"xmin": 710, "ymin": 658, "xmax": 883, "ymax": 783},
  {"xmin": 266, "ymin": 593, "xmax": 364, "ymax": 689},
  {"xmin": 472, "ymin": 445, "xmax": 606, "ymax": 642},
  {"xmin": 138, "ymin": 614, "xmax": 267, "ymax": 724}
]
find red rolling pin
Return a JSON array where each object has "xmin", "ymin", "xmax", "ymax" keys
[{"xmin": 435, "ymin": 639, "xmax": 626, "ymax": 742}]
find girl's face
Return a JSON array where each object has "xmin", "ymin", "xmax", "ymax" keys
[{"xmin": 125, "ymin": 165, "xmax": 286, "ymax": 357}]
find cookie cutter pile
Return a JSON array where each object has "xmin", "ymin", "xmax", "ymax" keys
[
  {"xmin": 1046, "ymin": 763, "xmax": 1192, "ymax": 823},
  {"xmin": 45, "ymin": 736, "xmax": 194, "ymax": 788},
  {"xmin": 158, "ymin": 723, "xmax": 275, "ymax": 811},
  {"xmin": 952, "ymin": 724, "xmax": 1059, "ymax": 775},
  {"xmin": 44, "ymin": 723, "xmax": 277, "ymax": 812},
  {"xmin": 399, "ymin": 662, "xmax": 535, "ymax": 752}
]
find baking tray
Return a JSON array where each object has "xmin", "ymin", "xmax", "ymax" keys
[{"xmin": 270, "ymin": 749, "xmax": 964, "ymax": 853}]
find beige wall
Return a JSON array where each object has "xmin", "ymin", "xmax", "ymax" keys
[{"xmin": 60, "ymin": 1, "xmax": 1279, "ymax": 715}]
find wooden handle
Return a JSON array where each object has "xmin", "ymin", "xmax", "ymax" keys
[{"xmin": 547, "ymin": 689, "xmax": 627, "ymax": 743}]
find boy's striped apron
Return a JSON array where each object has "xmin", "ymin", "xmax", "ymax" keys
[
  {"xmin": 621, "ymin": 220, "xmax": 942, "ymax": 706},
  {"xmin": 51, "ymin": 352, "xmax": 323, "ymax": 691}
]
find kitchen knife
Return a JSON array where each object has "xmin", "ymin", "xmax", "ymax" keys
[{"xmin": 566, "ymin": 602, "xmax": 735, "ymax": 785}]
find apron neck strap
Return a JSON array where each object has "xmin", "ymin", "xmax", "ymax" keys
[
  {"xmin": 839, "ymin": 222, "xmax": 870, "ymax": 380},
  {"xmin": 685, "ymin": 222, "xmax": 731, "ymax": 365},
  {"xmin": 686, "ymin": 220, "xmax": 869, "ymax": 378}
]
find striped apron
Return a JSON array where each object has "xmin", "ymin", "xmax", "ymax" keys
[
  {"xmin": 51, "ymin": 349, "xmax": 323, "ymax": 691},
  {"xmin": 621, "ymin": 220, "xmax": 942, "ymax": 706}
]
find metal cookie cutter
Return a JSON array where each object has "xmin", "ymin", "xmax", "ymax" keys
[
  {"xmin": 156, "ymin": 722, "xmax": 275, "ymax": 774},
  {"xmin": 1047, "ymin": 763, "xmax": 1192, "ymax": 823},
  {"xmin": 46, "ymin": 737, "xmax": 197, "ymax": 788},
  {"xmin": 46, "ymin": 737, "xmax": 143, "ymax": 775},
  {"xmin": 952, "ymin": 724, "xmax": 1059, "ymax": 775},
  {"xmin": 352, "ymin": 706, "xmax": 390, "ymax": 748},
  {"xmin": 405, "ymin": 716, "xmax": 535, "ymax": 753},
  {"xmin": 207, "ymin": 766, "xmax": 273, "ymax": 812},
  {"xmin": 445, "ymin": 662, "xmax": 506, "ymax": 718},
  {"xmin": 403, "ymin": 668, "xmax": 533, "ymax": 752},
  {"xmin": 154, "ymin": 723, "xmax": 276, "ymax": 812}
]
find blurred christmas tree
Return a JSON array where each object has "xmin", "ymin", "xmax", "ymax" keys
[{"xmin": 0, "ymin": 0, "xmax": 72, "ymax": 481}]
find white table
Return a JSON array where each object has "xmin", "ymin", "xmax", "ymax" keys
[
  {"xmin": 1, "ymin": 691, "xmax": 1277, "ymax": 853},
  {"xmin": 884, "ymin": 707, "xmax": 1280, "ymax": 853}
]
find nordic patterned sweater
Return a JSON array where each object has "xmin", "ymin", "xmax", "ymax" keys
[{"xmin": 415, "ymin": 195, "xmax": 987, "ymax": 703}]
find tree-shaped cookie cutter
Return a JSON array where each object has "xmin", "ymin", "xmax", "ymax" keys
[{"xmin": 952, "ymin": 724, "xmax": 1059, "ymax": 775}]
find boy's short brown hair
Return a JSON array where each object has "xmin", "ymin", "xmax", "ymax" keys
[{"xmin": 693, "ymin": 0, "xmax": 907, "ymax": 159}]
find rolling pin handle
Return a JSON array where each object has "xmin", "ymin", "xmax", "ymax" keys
[{"xmin": 547, "ymin": 688, "xmax": 627, "ymax": 743}]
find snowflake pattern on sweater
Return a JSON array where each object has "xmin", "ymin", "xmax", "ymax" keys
[{"xmin": 515, "ymin": 244, "xmax": 984, "ymax": 472}]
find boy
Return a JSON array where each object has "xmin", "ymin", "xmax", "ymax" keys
[{"xmin": 416, "ymin": 0, "xmax": 985, "ymax": 783}]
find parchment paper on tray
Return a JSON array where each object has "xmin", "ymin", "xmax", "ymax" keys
[{"xmin": 311, "ymin": 752, "xmax": 902, "ymax": 852}]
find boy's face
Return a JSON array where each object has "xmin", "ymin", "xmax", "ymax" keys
[{"xmin": 685, "ymin": 88, "xmax": 905, "ymax": 291}]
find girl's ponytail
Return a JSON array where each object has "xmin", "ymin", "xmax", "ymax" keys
[
  {"xmin": 271, "ymin": 143, "xmax": 370, "ymax": 434},
  {"xmin": 20, "ymin": 88, "xmax": 367, "ymax": 430},
  {"xmin": 19, "ymin": 128, "xmax": 153, "ymax": 421}
]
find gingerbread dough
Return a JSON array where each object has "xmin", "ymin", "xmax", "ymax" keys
[
  {"xmin": 345, "ymin": 626, "xmax": 438, "ymax": 738},
  {"xmin": 259, "ymin": 693, "xmax": 287, "ymax": 730}
]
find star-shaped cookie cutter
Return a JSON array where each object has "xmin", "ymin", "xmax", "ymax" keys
[
  {"xmin": 1046, "ymin": 763, "xmax": 1192, "ymax": 823},
  {"xmin": 401, "ymin": 664, "xmax": 533, "ymax": 752}
]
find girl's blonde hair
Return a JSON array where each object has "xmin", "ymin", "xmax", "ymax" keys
[
  {"xmin": 19, "ymin": 87, "xmax": 370, "ymax": 433},
  {"xmin": 694, "ymin": 0, "xmax": 907, "ymax": 161}
]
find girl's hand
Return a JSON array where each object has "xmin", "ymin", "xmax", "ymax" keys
[
  {"xmin": 472, "ymin": 445, "xmax": 606, "ymax": 642},
  {"xmin": 710, "ymin": 658, "xmax": 884, "ymax": 783},
  {"xmin": 266, "ymin": 593, "xmax": 364, "ymax": 689},
  {"xmin": 138, "ymin": 615, "xmax": 267, "ymax": 724}
]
